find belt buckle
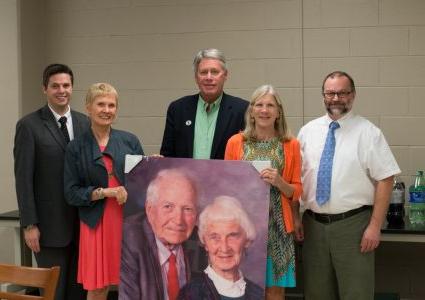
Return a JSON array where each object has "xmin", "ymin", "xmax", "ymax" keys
[{"xmin": 323, "ymin": 214, "xmax": 332, "ymax": 224}]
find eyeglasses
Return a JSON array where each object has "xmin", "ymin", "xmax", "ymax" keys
[{"xmin": 323, "ymin": 91, "xmax": 352, "ymax": 99}]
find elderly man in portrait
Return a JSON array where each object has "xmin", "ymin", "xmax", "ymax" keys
[
  {"xmin": 160, "ymin": 48, "xmax": 248, "ymax": 160},
  {"xmin": 119, "ymin": 168, "xmax": 200, "ymax": 300}
]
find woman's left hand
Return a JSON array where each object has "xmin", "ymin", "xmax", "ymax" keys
[
  {"xmin": 104, "ymin": 186, "xmax": 128, "ymax": 205},
  {"xmin": 260, "ymin": 168, "xmax": 282, "ymax": 188},
  {"xmin": 114, "ymin": 186, "xmax": 128, "ymax": 205}
]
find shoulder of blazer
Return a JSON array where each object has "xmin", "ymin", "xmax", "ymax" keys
[
  {"xmin": 169, "ymin": 94, "xmax": 199, "ymax": 109},
  {"xmin": 221, "ymin": 93, "xmax": 249, "ymax": 109},
  {"xmin": 39, "ymin": 104, "xmax": 55, "ymax": 121},
  {"xmin": 110, "ymin": 128, "xmax": 138, "ymax": 140},
  {"xmin": 71, "ymin": 109, "xmax": 89, "ymax": 121},
  {"xmin": 16, "ymin": 105, "xmax": 47, "ymax": 127}
]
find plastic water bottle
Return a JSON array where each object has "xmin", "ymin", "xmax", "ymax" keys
[
  {"xmin": 386, "ymin": 176, "xmax": 405, "ymax": 228},
  {"xmin": 408, "ymin": 171, "xmax": 425, "ymax": 225}
]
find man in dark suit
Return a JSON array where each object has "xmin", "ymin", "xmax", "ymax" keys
[
  {"xmin": 14, "ymin": 64, "xmax": 89, "ymax": 300},
  {"xmin": 119, "ymin": 168, "xmax": 200, "ymax": 300},
  {"xmin": 160, "ymin": 48, "xmax": 248, "ymax": 159}
]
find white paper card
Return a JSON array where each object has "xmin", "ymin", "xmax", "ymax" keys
[
  {"xmin": 125, "ymin": 155, "xmax": 144, "ymax": 173},
  {"xmin": 251, "ymin": 160, "xmax": 271, "ymax": 173}
]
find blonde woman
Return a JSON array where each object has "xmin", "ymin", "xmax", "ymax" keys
[
  {"xmin": 64, "ymin": 83, "xmax": 144, "ymax": 300},
  {"xmin": 225, "ymin": 84, "xmax": 302, "ymax": 299}
]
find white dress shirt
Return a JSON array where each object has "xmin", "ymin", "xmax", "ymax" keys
[{"xmin": 298, "ymin": 111, "xmax": 400, "ymax": 214}]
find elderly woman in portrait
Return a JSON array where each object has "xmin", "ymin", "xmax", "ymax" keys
[
  {"xmin": 178, "ymin": 196, "xmax": 264, "ymax": 300},
  {"xmin": 64, "ymin": 83, "xmax": 144, "ymax": 300},
  {"xmin": 225, "ymin": 84, "xmax": 303, "ymax": 299}
]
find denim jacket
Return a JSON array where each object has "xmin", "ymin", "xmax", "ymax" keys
[{"xmin": 64, "ymin": 128, "xmax": 144, "ymax": 228}]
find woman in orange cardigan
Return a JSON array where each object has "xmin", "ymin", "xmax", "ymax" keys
[{"xmin": 225, "ymin": 84, "xmax": 303, "ymax": 300}]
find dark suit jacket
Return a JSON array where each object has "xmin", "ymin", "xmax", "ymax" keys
[
  {"xmin": 119, "ymin": 212, "xmax": 203, "ymax": 300},
  {"xmin": 178, "ymin": 272, "xmax": 264, "ymax": 300},
  {"xmin": 160, "ymin": 93, "xmax": 248, "ymax": 159},
  {"xmin": 64, "ymin": 128, "xmax": 144, "ymax": 228},
  {"xmin": 14, "ymin": 104, "xmax": 89, "ymax": 247}
]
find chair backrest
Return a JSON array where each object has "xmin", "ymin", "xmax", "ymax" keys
[{"xmin": 0, "ymin": 263, "xmax": 60, "ymax": 300}]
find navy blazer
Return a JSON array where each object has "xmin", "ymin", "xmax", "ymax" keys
[
  {"xmin": 160, "ymin": 93, "xmax": 248, "ymax": 159},
  {"xmin": 64, "ymin": 128, "xmax": 144, "ymax": 228}
]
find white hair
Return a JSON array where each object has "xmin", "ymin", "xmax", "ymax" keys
[
  {"xmin": 198, "ymin": 195, "xmax": 256, "ymax": 245},
  {"xmin": 193, "ymin": 48, "xmax": 227, "ymax": 73},
  {"xmin": 146, "ymin": 168, "xmax": 198, "ymax": 207}
]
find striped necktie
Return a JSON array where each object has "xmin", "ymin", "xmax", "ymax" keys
[{"xmin": 58, "ymin": 116, "xmax": 70, "ymax": 144}]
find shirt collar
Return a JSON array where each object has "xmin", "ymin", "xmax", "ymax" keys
[
  {"xmin": 324, "ymin": 110, "xmax": 354, "ymax": 128},
  {"xmin": 48, "ymin": 105, "xmax": 71, "ymax": 122},
  {"xmin": 198, "ymin": 94, "xmax": 223, "ymax": 111},
  {"xmin": 204, "ymin": 265, "xmax": 246, "ymax": 297},
  {"xmin": 155, "ymin": 237, "xmax": 183, "ymax": 266}
]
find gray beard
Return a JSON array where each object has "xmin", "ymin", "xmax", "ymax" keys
[{"xmin": 326, "ymin": 105, "xmax": 349, "ymax": 119}]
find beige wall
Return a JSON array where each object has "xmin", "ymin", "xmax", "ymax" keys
[
  {"xmin": 0, "ymin": 0, "xmax": 20, "ymax": 264},
  {"xmin": 20, "ymin": 0, "xmax": 47, "ymax": 115},
  {"xmin": 36, "ymin": 0, "xmax": 425, "ymax": 184},
  {"xmin": 1, "ymin": 0, "xmax": 425, "ymax": 297}
]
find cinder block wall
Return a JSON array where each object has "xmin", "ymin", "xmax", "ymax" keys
[
  {"xmin": 0, "ymin": 0, "xmax": 20, "ymax": 265},
  {"xmin": 37, "ymin": 0, "xmax": 425, "ymax": 183},
  {"xmin": 2, "ymin": 0, "xmax": 425, "ymax": 297}
]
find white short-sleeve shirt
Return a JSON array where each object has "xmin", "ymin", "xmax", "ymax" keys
[{"xmin": 297, "ymin": 111, "xmax": 400, "ymax": 214}]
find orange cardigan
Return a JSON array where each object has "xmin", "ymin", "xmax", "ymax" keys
[{"xmin": 224, "ymin": 133, "xmax": 302, "ymax": 233}]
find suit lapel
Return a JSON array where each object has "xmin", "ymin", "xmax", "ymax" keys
[
  {"xmin": 40, "ymin": 105, "xmax": 67, "ymax": 150},
  {"xmin": 183, "ymin": 95, "xmax": 198, "ymax": 157},
  {"xmin": 144, "ymin": 218, "xmax": 165, "ymax": 298},
  {"xmin": 211, "ymin": 93, "xmax": 232, "ymax": 158}
]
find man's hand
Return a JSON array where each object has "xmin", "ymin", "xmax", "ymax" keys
[
  {"xmin": 293, "ymin": 216, "xmax": 304, "ymax": 242},
  {"xmin": 360, "ymin": 176, "xmax": 393, "ymax": 253},
  {"xmin": 360, "ymin": 223, "xmax": 380, "ymax": 253},
  {"xmin": 24, "ymin": 225, "xmax": 40, "ymax": 253}
]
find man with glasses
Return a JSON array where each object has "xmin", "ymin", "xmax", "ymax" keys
[
  {"xmin": 160, "ymin": 48, "xmax": 248, "ymax": 160},
  {"xmin": 297, "ymin": 71, "xmax": 400, "ymax": 299}
]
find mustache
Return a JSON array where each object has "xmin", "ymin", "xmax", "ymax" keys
[
  {"xmin": 326, "ymin": 101, "xmax": 346, "ymax": 106},
  {"xmin": 326, "ymin": 104, "xmax": 349, "ymax": 116}
]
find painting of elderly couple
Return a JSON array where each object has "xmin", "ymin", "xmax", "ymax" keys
[{"xmin": 119, "ymin": 157, "xmax": 270, "ymax": 299}]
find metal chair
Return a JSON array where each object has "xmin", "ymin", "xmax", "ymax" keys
[{"xmin": 0, "ymin": 263, "xmax": 60, "ymax": 300}]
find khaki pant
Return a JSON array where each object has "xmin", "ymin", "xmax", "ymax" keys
[{"xmin": 302, "ymin": 209, "xmax": 374, "ymax": 300}]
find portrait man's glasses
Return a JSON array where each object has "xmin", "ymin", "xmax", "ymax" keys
[{"xmin": 323, "ymin": 91, "xmax": 352, "ymax": 99}]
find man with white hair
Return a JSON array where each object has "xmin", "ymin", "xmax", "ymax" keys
[{"xmin": 160, "ymin": 48, "xmax": 248, "ymax": 160}]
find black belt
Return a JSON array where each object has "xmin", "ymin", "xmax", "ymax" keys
[{"xmin": 306, "ymin": 205, "xmax": 372, "ymax": 224}]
